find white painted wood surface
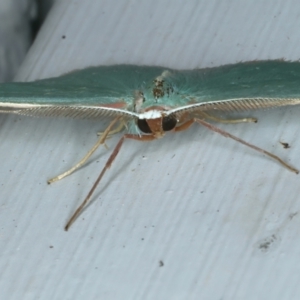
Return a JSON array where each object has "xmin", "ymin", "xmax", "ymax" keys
[{"xmin": 1, "ymin": 1, "xmax": 300, "ymax": 299}]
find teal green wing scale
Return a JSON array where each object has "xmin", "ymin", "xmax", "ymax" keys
[
  {"xmin": 163, "ymin": 61, "xmax": 300, "ymax": 116},
  {"xmin": 0, "ymin": 65, "xmax": 168, "ymax": 104},
  {"xmin": 1, "ymin": 61, "xmax": 300, "ymax": 119},
  {"xmin": 0, "ymin": 65, "xmax": 166, "ymax": 119}
]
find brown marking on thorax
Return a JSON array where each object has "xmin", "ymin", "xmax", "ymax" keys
[{"xmin": 153, "ymin": 79, "xmax": 165, "ymax": 99}]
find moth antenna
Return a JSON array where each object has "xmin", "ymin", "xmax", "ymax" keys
[{"xmin": 197, "ymin": 111, "xmax": 257, "ymax": 124}]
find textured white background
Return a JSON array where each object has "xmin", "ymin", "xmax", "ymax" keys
[{"xmin": 1, "ymin": 0, "xmax": 300, "ymax": 299}]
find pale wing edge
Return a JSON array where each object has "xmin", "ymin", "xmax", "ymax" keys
[
  {"xmin": 0, "ymin": 103, "xmax": 139, "ymax": 120},
  {"xmin": 167, "ymin": 97, "xmax": 300, "ymax": 116}
]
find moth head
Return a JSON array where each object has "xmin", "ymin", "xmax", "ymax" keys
[{"xmin": 136, "ymin": 108, "xmax": 177, "ymax": 138}]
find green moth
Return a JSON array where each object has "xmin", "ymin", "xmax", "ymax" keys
[{"xmin": 1, "ymin": 61, "xmax": 299, "ymax": 230}]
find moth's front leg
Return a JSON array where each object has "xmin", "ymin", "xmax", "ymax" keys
[{"xmin": 48, "ymin": 117, "xmax": 121, "ymax": 184}]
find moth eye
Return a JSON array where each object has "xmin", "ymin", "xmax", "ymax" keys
[
  {"xmin": 137, "ymin": 119, "xmax": 152, "ymax": 133},
  {"xmin": 162, "ymin": 115, "xmax": 177, "ymax": 131}
]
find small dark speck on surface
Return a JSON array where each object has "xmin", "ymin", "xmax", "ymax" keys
[
  {"xmin": 289, "ymin": 212, "xmax": 298, "ymax": 220},
  {"xmin": 62, "ymin": 35, "xmax": 66, "ymax": 39},
  {"xmin": 258, "ymin": 234, "xmax": 277, "ymax": 252},
  {"xmin": 280, "ymin": 141, "xmax": 291, "ymax": 149},
  {"xmin": 159, "ymin": 260, "xmax": 164, "ymax": 267}
]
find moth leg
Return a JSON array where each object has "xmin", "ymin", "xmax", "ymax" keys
[
  {"xmin": 197, "ymin": 111, "xmax": 257, "ymax": 124},
  {"xmin": 174, "ymin": 119, "xmax": 195, "ymax": 132},
  {"xmin": 194, "ymin": 118, "xmax": 299, "ymax": 174},
  {"xmin": 65, "ymin": 133, "xmax": 157, "ymax": 230},
  {"xmin": 97, "ymin": 119, "xmax": 126, "ymax": 137},
  {"xmin": 97, "ymin": 119, "xmax": 126, "ymax": 150},
  {"xmin": 48, "ymin": 117, "xmax": 120, "ymax": 184}
]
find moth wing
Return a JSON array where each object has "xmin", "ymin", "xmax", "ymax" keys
[
  {"xmin": 167, "ymin": 61, "xmax": 300, "ymax": 116},
  {"xmin": 0, "ymin": 65, "xmax": 165, "ymax": 119}
]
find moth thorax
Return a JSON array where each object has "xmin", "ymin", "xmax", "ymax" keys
[
  {"xmin": 137, "ymin": 114, "xmax": 177, "ymax": 136},
  {"xmin": 153, "ymin": 78, "xmax": 165, "ymax": 99},
  {"xmin": 153, "ymin": 87, "xmax": 164, "ymax": 99}
]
